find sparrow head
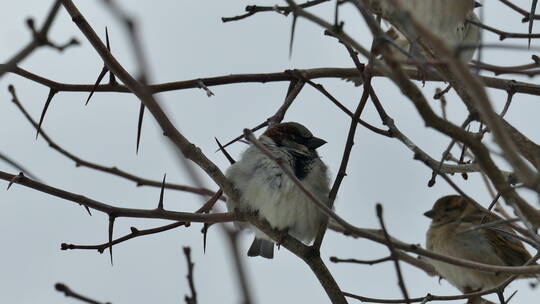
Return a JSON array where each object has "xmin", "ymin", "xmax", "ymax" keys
[
  {"xmin": 424, "ymin": 195, "xmax": 479, "ymax": 225},
  {"xmin": 262, "ymin": 122, "xmax": 326, "ymax": 155}
]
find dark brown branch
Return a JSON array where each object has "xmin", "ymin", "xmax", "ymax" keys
[
  {"xmin": 498, "ymin": 0, "xmax": 540, "ymax": 22},
  {"xmin": 344, "ymin": 252, "xmax": 540, "ymax": 303},
  {"xmin": 61, "ymin": 190, "xmax": 222, "ymax": 253},
  {"xmin": 0, "ymin": 169, "xmax": 235, "ymax": 223},
  {"xmin": 6, "ymin": 64, "xmax": 540, "ymax": 97},
  {"xmin": 330, "ymin": 256, "xmax": 392, "ymax": 265},
  {"xmin": 305, "ymin": 79, "xmax": 392, "ymax": 137},
  {"xmin": 467, "ymin": 19, "xmax": 540, "ymax": 40},
  {"xmin": 222, "ymin": 0, "xmax": 330, "ymax": 23},
  {"xmin": 267, "ymin": 76, "xmax": 305, "ymax": 125}
]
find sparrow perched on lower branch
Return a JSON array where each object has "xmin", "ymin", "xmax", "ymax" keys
[
  {"xmin": 226, "ymin": 122, "xmax": 331, "ymax": 259},
  {"xmin": 425, "ymin": 195, "xmax": 534, "ymax": 301}
]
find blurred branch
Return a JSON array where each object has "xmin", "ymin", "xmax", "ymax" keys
[
  {"xmin": 0, "ymin": 151, "xmax": 40, "ymax": 181},
  {"xmin": 0, "ymin": 1, "xmax": 78, "ymax": 78}
]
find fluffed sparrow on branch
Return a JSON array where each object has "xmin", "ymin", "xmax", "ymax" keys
[
  {"xmin": 425, "ymin": 195, "xmax": 533, "ymax": 297},
  {"xmin": 368, "ymin": 0, "xmax": 481, "ymax": 62},
  {"xmin": 226, "ymin": 122, "xmax": 330, "ymax": 259}
]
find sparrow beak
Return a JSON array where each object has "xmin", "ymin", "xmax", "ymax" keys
[
  {"xmin": 423, "ymin": 209, "xmax": 436, "ymax": 218},
  {"xmin": 306, "ymin": 137, "xmax": 327, "ymax": 149},
  {"xmin": 474, "ymin": 1, "xmax": 482, "ymax": 8}
]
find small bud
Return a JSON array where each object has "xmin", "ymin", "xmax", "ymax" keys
[
  {"xmin": 55, "ymin": 283, "xmax": 67, "ymax": 292},
  {"xmin": 375, "ymin": 203, "xmax": 383, "ymax": 217},
  {"xmin": 25, "ymin": 18, "xmax": 35, "ymax": 31}
]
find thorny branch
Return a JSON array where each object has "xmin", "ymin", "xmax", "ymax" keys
[{"xmin": 3, "ymin": 1, "xmax": 540, "ymax": 304}]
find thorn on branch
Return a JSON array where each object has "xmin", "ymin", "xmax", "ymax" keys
[
  {"xmin": 289, "ymin": 14, "xmax": 298, "ymax": 58},
  {"xmin": 86, "ymin": 27, "xmax": 114, "ymax": 105},
  {"xmin": 157, "ymin": 173, "xmax": 166, "ymax": 210},
  {"xmin": 7, "ymin": 172, "xmax": 24, "ymax": 190},
  {"xmin": 36, "ymin": 89, "xmax": 57, "ymax": 140},
  {"xmin": 83, "ymin": 205, "xmax": 92, "ymax": 216},
  {"xmin": 108, "ymin": 215, "xmax": 116, "ymax": 266},
  {"xmin": 201, "ymin": 224, "xmax": 209, "ymax": 253},
  {"xmin": 215, "ymin": 137, "xmax": 236, "ymax": 164},
  {"xmin": 85, "ymin": 67, "xmax": 108, "ymax": 106},
  {"xmin": 105, "ymin": 27, "xmax": 117, "ymax": 85},
  {"xmin": 136, "ymin": 102, "xmax": 145, "ymax": 154}
]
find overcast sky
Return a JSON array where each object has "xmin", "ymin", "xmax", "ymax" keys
[{"xmin": 1, "ymin": 1, "xmax": 539, "ymax": 304}]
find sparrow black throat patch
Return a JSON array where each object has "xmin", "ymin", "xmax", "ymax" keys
[{"xmin": 290, "ymin": 152, "xmax": 316, "ymax": 179}]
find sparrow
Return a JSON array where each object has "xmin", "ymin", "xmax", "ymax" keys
[
  {"xmin": 367, "ymin": 0, "xmax": 481, "ymax": 62},
  {"xmin": 225, "ymin": 122, "xmax": 331, "ymax": 259},
  {"xmin": 424, "ymin": 195, "xmax": 533, "ymax": 299}
]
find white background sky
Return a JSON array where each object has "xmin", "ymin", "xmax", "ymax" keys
[{"xmin": 1, "ymin": 1, "xmax": 539, "ymax": 303}]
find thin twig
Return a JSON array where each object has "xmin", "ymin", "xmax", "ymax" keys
[{"xmin": 183, "ymin": 247, "xmax": 197, "ymax": 304}]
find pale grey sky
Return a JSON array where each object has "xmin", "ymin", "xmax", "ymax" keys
[{"xmin": 1, "ymin": 1, "xmax": 539, "ymax": 303}]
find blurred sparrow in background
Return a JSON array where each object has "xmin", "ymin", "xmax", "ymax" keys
[
  {"xmin": 226, "ymin": 122, "xmax": 331, "ymax": 259},
  {"xmin": 425, "ymin": 195, "xmax": 533, "ymax": 302},
  {"xmin": 368, "ymin": 0, "xmax": 481, "ymax": 62}
]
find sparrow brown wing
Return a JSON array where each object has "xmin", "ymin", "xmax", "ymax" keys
[
  {"xmin": 482, "ymin": 226, "xmax": 532, "ymax": 267},
  {"xmin": 461, "ymin": 210, "xmax": 532, "ymax": 266}
]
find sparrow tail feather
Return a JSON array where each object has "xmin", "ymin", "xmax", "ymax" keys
[{"xmin": 247, "ymin": 238, "xmax": 274, "ymax": 259}]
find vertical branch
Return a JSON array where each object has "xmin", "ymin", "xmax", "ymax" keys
[
  {"xmin": 376, "ymin": 204, "xmax": 411, "ymax": 304},
  {"xmin": 183, "ymin": 247, "xmax": 198, "ymax": 304}
]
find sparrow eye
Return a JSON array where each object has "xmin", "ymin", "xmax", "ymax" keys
[
  {"xmin": 444, "ymin": 206, "xmax": 457, "ymax": 212},
  {"xmin": 291, "ymin": 134, "xmax": 309, "ymax": 145}
]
